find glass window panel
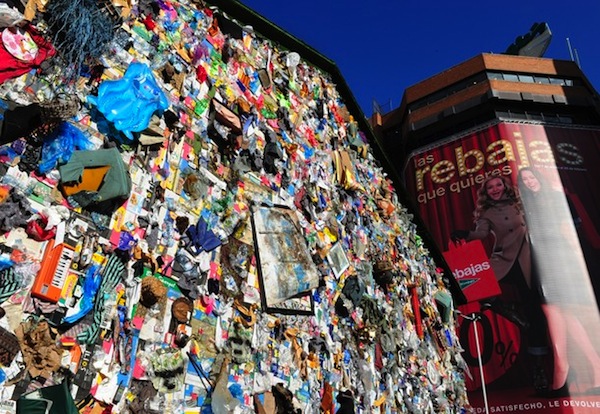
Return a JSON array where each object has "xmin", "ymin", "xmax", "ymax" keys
[
  {"xmin": 518, "ymin": 75, "xmax": 535, "ymax": 83},
  {"xmin": 527, "ymin": 112, "xmax": 544, "ymax": 121},
  {"xmin": 558, "ymin": 116, "xmax": 573, "ymax": 124}
]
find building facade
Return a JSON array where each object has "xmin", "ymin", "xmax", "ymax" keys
[
  {"xmin": 374, "ymin": 54, "xmax": 600, "ymax": 413},
  {"xmin": 0, "ymin": 0, "xmax": 470, "ymax": 412},
  {"xmin": 373, "ymin": 53, "xmax": 600, "ymax": 166}
]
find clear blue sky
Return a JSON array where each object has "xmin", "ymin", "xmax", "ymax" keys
[{"xmin": 241, "ymin": 0, "xmax": 600, "ymax": 117}]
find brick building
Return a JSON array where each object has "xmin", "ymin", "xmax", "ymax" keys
[{"xmin": 372, "ymin": 53, "xmax": 600, "ymax": 170}]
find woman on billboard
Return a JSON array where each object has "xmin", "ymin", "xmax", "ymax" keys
[
  {"xmin": 452, "ymin": 175, "xmax": 549, "ymax": 394},
  {"xmin": 518, "ymin": 167, "xmax": 600, "ymax": 397}
]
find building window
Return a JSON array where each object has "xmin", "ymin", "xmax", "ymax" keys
[
  {"xmin": 518, "ymin": 74, "xmax": 535, "ymax": 83},
  {"xmin": 549, "ymin": 78, "xmax": 576, "ymax": 86},
  {"xmin": 557, "ymin": 116, "xmax": 573, "ymax": 124},
  {"xmin": 406, "ymin": 73, "xmax": 488, "ymax": 112},
  {"xmin": 491, "ymin": 72, "xmax": 576, "ymax": 87},
  {"xmin": 406, "ymin": 70, "xmax": 579, "ymax": 115},
  {"xmin": 534, "ymin": 76, "xmax": 550, "ymax": 84},
  {"xmin": 488, "ymin": 72, "xmax": 503, "ymax": 81},
  {"xmin": 496, "ymin": 109, "xmax": 574, "ymax": 125}
]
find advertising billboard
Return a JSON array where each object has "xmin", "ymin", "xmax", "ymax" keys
[{"xmin": 404, "ymin": 122, "xmax": 600, "ymax": 413}]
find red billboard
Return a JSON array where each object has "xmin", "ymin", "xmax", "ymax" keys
[{"xmin": 404, "ymin": 122, "xmax": 600, "ymax": 413}]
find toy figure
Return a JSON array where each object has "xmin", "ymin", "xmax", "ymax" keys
[{"xmin": 88, "ymin": 62, "xmax": 169, "ymax": 140}]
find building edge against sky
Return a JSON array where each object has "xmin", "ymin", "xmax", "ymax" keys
[
  {"xmin": 209, "ymin": 0, "xmax": 466, "ymax": 301},
  {"xmin": 372, "ymin": 53, "xmax": 600, "ymax": 171},
  {"xmin": 0, "ymin": 0, "xmax": 477, "ymax": 412}
]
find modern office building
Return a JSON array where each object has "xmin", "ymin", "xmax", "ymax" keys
[
  {"xmin": 372, "ymin": 53, "xmax": 600, "ymax": 166},
  {"xmin": 373, "ymin": 53, "xmax": 600, "ymax": 413}
]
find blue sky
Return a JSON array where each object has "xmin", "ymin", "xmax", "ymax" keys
[{"xmin": 241, "ymin": 0, "xmax": 600, "ymax": 117}]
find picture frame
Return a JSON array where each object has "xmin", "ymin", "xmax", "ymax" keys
[
  {"xmin": 251, "ymin": 204, "xmax": 318, "ymax": 315},
  {"xmin": 327, "ymin": 242, "xmax": 350, "ymax": 279}
]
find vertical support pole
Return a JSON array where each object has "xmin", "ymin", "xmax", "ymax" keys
[{"xmin": 472, "ymin": 314, "xmax": 490, "ymax": 414}]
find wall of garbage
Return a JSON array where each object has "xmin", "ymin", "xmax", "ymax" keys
[{"xmin": 0, "ymin": 0, "xmax": 471, "ymax": 413}]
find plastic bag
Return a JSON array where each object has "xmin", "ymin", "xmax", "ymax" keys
[
  {"xmin": 211, "ymin": 359, "xmax": 240, "ymax": 414},
  {"xmin": 38, "ymin": 122, "xmax": 94, "ymax": 174},
  {"xmin": 0, "ymin": 253, "xmax": 13, "ymax": 271}
]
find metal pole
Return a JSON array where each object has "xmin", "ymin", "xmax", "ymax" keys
[
  {"xmin": 472, "ymin": 314, "xmax": 490, "ymax": 414},
  {"xmin": 574, "ymin": 48, "xmax": 582, "ymax": 68},
  {"xmin": 566, "ymin": 38, "xmax": 575, "ymax": 61}
]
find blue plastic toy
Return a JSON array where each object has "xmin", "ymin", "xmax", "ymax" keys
[{"xmin": 88, "ymin": 62, "xmax": 169, "ymax": 139}]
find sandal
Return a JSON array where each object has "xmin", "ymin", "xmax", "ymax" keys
[{"xmin": 233, "ymin": 298, "xmax": 257, "ymax": 327}]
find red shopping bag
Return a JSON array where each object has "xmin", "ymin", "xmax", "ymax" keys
[{"xmin": 443, "ymin": 239, "xmax": 501, "ymax": 303}]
